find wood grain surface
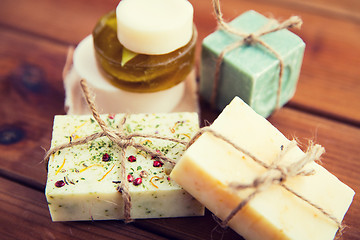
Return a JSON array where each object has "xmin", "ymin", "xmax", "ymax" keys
[{"xmin": 0, "ymin": 0, "xmax": 359, "ymax": 239}]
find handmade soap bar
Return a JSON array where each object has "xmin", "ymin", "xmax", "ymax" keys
[
  {"xmin": 200, "ymin": 10, "xmax": 305, "ymax": 118},
  {"xmin": 171, "ymin": 97, "xmax": 354, "ymax": 240},
  {"xmin": 116, "ymin": 0, "xmax": 193, "ymax": 54},
  {"xmin": 45, "ymin": 112, "xmax": 204, "ymax": 221}
]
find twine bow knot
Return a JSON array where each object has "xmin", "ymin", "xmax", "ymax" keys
[
  {"xmin": 243, "ymin": 34, "xmax": 255, "ymax": 45},
  {"xmin": 232, "ymin": 147, "xmax": 318, "ymax": 190}
]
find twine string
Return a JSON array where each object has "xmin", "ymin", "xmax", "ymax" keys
[{"xmin": 210, "ymin": 0, "xmax": 302, "ymax": 112}]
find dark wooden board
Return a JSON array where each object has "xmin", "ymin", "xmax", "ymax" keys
[
  {"xmin": 0, "ymin": 177, "xmax": 168, "ymax": 240},
  {"xmin": 0, "ymin": 28, "xmax": 66, "ymax": 184},
  {"xmin": 0, "ymin": 0, "xmax": 359, "ymax": 239}
]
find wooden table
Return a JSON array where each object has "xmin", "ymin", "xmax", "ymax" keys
[{"xmin": 1, "ymin": 0, "xmax": 359, "ymax": 239}]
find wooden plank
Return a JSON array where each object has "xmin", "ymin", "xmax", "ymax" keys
[
  {"xmin": 0, "ymin": 171, "xmax": 242, "ymax": 240},
  {"xmin": 1, "ymin": 0, "xmax": 359, "ymax": 43},
  {"xmin": 0, "ymin": 0, "xmax": 118, "ymax": 45},
  {"xmin": 1, "ymin": 0, "xmax": 358, "ymax": 124},
  {"xmin": 134, "ymin": 210, "xmax": 243, "ymax": 240},
  {"xmin": 249, "ymin": 0, "xmax": 360, "ymax": 23},
  {"xmin": 0, "ymin": 177, "xmax": 167, "ymax": 240},
  {"xmin": 0, "ymin": 28, "xmax": 67, "ymax": 184}
]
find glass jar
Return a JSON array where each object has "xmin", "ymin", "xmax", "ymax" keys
[{"xmin": 93, "ymin": 10, "xmax": 197, "ymax": 93}]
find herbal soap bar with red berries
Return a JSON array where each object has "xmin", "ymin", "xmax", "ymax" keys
[
  {"xmin": 171, "ymin": 97, "xmax": 354, "ymax": 240},
  {"xmin": 45, "ymin": 112, "xmax": 204, "ymax": 221},
  {"xmin": 200, "ymin": 10, "xmax": 305, "ymax": 118}
]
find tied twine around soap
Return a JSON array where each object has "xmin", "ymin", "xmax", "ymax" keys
[
  {"xmin": 186, "ymin": 127, "xmax": 344, "ymax": 237},
  {"xmin": 210, "ymin": 0, "xmax": 302, "ymax": 112},
  {"xmin": 43, "ymin": 79, "xmax": 190, "ymax": 223},
  {"xmin": 50, "ymin": 59, "xmax": 343, "ymax": 234}
]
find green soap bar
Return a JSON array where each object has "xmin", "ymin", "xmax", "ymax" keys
[{"xmin": 200, "ymin": 10, "xmax": 305, "ymax": 117}]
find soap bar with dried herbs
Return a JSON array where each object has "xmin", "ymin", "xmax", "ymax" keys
[
  {"xmin": 45, "ymin": 112, "xmax": 204, "ymax": 221},
  {"xmin": 171, "ymin": 97, "xmax": 354, "ymax": 240}
]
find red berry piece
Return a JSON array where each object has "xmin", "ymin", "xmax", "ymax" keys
[
  {"xmin": 127, "ymin": 174, "xmax": 134, "ymax": 182},
  {"xmin": 108, "ymin": 114, "xmax": 115, "ymax": 119},
  {"xmin": 167, "ymin": 176, "xmax": 171, "ymax": 181},
  {"xmin": 153, "ymin": 160, "xmax": 163, "ymax": 167},
  {"xmin": 102, "ymin": 153, "xmax": 110, "ymax": 162},
  {"xmin": 128, "ymin": 155, "xmax": 136, "ymax": 162},
  {"xmin": 133, "ymin": 178, "xmax": 142, "ymax": 186},
  {"xmin": 55, "ymin": 180, "xmax": 65, "ymax": 188}
]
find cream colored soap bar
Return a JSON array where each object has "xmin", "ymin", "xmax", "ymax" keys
[
  {"xmin": 116, "ymin": 0, "xmax": 193, "ymax": 55},
  {"xmin": 171, "ymin": 97, "xmax": 354, "ymax": 240},
  {"xmin": 45, "ymin": 112, "xmax": 204, "ymax": 221}
]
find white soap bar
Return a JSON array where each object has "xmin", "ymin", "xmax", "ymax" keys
[
  {"xmin": 45, "ymin": 112, "xmax": 204, "ymax": 221},
  {"xmin": 66, "ymin": 35, "xmax": 198, "ymax": 114},
  {"xmin": 171, "ymin": 97, "xmax": 355, "ymax": 240},
  {"xmin": 116, "ymin": 0, "xmax": 193, "ymax": 55}
]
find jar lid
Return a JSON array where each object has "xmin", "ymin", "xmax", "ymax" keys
[{"xmin": 116, "ymin": 0, "xmax": 193, "ymax": 55}]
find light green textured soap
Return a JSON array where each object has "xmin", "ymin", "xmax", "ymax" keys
[
  {"xmin": 45, "ymin": 113, "xmax": 204, "ymax": 221},
  {"xmin": 200, "ymin": 10, "xmax": 305, "ymax": 117}
]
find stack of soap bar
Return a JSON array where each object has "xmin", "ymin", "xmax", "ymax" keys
[
  {"xmin": 171, "ymin": 97, "xmax": 354, "ymax": 240},
  {"xmin": 65, "ymin": 0, "xmax": 198, "ymax": 115},
  {"xmin": 69, "ymin": 37, "xmax": 197, "ymax": 114},
  {"xmin": 200, "ymin": 10, "xmax": 305, "ymax": 118},
  {"xmin": 45, "ymin": 112, "xmax": 204, "ymax": 221}
]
